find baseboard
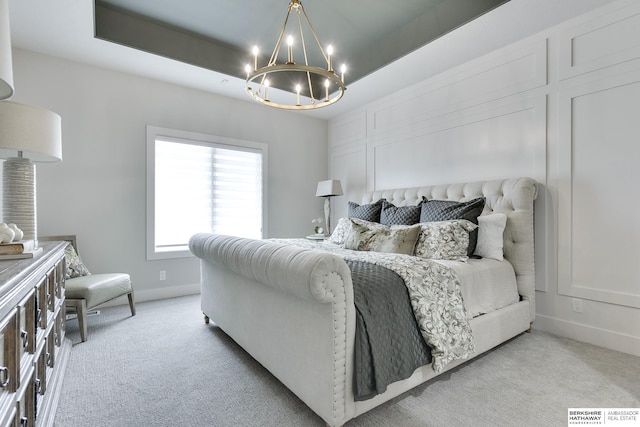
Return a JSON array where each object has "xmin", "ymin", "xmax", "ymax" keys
[
  {"xmin": 96, "ymin": 283, "xmax": 201, "ymax": 308},
  {"xmin": 534, "ymin": 314, "xmax": 640, "ymax": 357}
]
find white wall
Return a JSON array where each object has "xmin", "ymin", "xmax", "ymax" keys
[
  {"xmin": 328, "ymin": 0, "xmax": 640, "ymax": 356},
  {"xmin": 4, "ymin": 49, "xmax": 329, "ymax": 302}
]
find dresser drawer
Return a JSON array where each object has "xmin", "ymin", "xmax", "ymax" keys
[
  {"xmin": 16, "ymin": 291, "xmax": 36, "ymax": 376},
  {"xmin": 14, "ymin": 367, "xmax": 36, "ymax": 427},
  {"xmin": 34, "ymin": 278, "xmax": 47, "ymax": 334}
]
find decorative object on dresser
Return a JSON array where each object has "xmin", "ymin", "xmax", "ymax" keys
[
  {"xmin": 0, "ymin": 240, "xmax": 71, "ymax": 426},
  {"xmin": 315, "ymin": 179, "xmax": 343, "ymax": 234},
  {"xmin": 0, "ymin": 0, "xmax": 14, "ymax": 100},
  {"xmin": 38, "ymin": 235, "xmax": 136, "ymax": 342},
  {"xmin": 0, "ymin": 101, "xmax": 62, "ymax": 241}
]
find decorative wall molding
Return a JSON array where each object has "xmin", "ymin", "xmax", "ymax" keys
[
  {"xmin": 368, "ymin": 95, "xmax": 546, "ymax": 191},
  {"xmin": 328, "ymin": 110, "xmax": 367, "ymax": 148},
  {"xmin": 559, "ymin": 1, "xmax": 640, "ymax": 80},
  {"xmin": 329, "ymin": 143, "xmax": 367, "ymax": 220},
  {"xmin": 369, "ymin": 38, "xmax": 547, "ymax": 139},
  {"xmin": 557, "ymin": 69, "xmax": 640, "ymax": 309}
]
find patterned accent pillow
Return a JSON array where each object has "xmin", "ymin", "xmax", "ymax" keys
[
  {"xmin": 327, "ymin": 217, "xmax": 350, "ymax": 245},
  {"xmin": 414, "ymin": 220, "xmax": 478, "ymax": 261},
  {"xmin": 65, "ymin": 244, "xmax": 91, "ymax": 279},
  {"xmin": 420, "ymin": 197, "xmax": 485, "ymax": 256},
  {"xmin": 348, "ymin": 199, "xmax": 383, "ymax": 222},
  {"xmin": 474, "ymin": 213, "xmax": 507, "ymax": 260},
  {"xmin": 344, "ymin": 219, "xmax": 420, "ymax": 255},
  {"xmin": 380, "ymin": 199, "xmax": 421, "ymax": 225}
]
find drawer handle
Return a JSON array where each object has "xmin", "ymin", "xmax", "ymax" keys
[
  {"xmin": 54, "ymin": 332, "xmax": 59, "ymax": 346},
  {"xmin": 20, "ymin": 330, "xmax": 29, "ymax": 348},
  {"xmin": 45, "ymin": 352, "xmax": 51, "ymax": 367},
  {"xmin": 0, "ymin": 366, "xmax": 9, "ymax": 387},
  {"xmin": 35, "ymin": 378, "xmax": 41, "ymax": 393},
  {"xmin": 36, "ymin": 308, "xmax": 42, "ymax": 325},
  {"xmin": 20, "ymin": 416, "xmax": 28, "ymax": 427}
]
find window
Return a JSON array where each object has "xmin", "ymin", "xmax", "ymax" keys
[{"xmin": 146, "ymin": 126, "xmax": 267, "ymax": 260}]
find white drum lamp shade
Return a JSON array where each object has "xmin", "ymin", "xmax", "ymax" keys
[
  {"xmin": 0, "ymin": 101, "xmax": 62, "ymax": 240},
  {"xmin": 0, "ymin": 0, "xmax": 14, "ymax": 100},
  {"xmin": 315, "ymin": 179, "xmax": 343, "ymax": 234}
]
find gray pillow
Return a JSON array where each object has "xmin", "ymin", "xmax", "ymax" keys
[
  {"xmin": 380, "ymin": 199, "xmax": 421, "ymax": 225},
  {"xmin": 348, "ymin": 199, "xmax": 383, "ymax": 222},
  {"xmin": 419, "ymin": 197, "xmax": 485, "ymax": 256}
]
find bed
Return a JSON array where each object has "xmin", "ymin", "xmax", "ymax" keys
[{"xmin": 189, "ymin": 177, "xmax": 537, "ymax": 426}]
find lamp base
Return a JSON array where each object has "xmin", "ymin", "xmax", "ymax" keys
[
  {"xmin": 2, "ymin": 157, "xmax": 36, "ymax": 241},
  {"xmin": 324, "ymin": 197, "xmax": 331, "ymax": 236}
]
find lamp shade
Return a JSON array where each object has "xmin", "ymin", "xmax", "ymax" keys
[
  {"xmin": 315, "ymin": 179, "xmax": 343, "ymax": 197},
  {"xmin": 0, "ymin": 101, "xmax": 62, "ymax": 162},
  {"xmin": 0, "ymin": 0, "xmax": 14, "ymax": 100}
]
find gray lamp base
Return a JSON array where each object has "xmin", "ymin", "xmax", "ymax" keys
[{"xmin": 2, "ymin": 157, "xmax": 37, "ymax": 241}]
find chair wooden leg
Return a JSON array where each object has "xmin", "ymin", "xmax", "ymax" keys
[
  {"xmin": 127, "ymin": 291, "xmax": 136, "ymax": 316},
  {"xmin": 75, "ymin": 299, "xmax": 88, "ymax": 342}
]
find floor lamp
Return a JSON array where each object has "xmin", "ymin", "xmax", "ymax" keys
[
  {"xmin": 0, "ymin": 0, "xmax": 15, "ymax": 100},
  {"xmin": 315, "ymin": 179, "xmax": 343, "ymax": 235},
  {"xmin": 0, "ymin": 101, "xmax": 62, "ymax": 241}
]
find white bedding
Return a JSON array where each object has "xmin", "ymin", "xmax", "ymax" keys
[{"xmin": 434, "ymin": 258, "xmax": 519, "ymax": 319}]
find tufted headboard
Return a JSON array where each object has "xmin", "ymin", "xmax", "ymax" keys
[{"xmin": 362, "ymin": 177, "xmax": 537, "ymax": 322}]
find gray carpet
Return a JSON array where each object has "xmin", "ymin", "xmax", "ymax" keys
[{"xmin": 54, "ymin": 295, "xmax": 640, "ymax": 427}]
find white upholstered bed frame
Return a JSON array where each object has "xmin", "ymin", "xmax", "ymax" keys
[{"xmin": 189, "ymin": 177, "xmax": 537, "ymax": 426}]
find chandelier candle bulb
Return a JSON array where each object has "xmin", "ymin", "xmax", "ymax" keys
[
  {"xmin": 287, "ymin": 35, "xmax": 294, "ymax": 63},
  {"xmin": 296, "ymin": 84, "xmax": 301, "ymax": 105},
  {"xmin": 264, "ymin": 79, "xmax": 270, "ymax": 101},
  {"xmin": 341, "ymin": 64, "xmax": 346, "ymax": 83},
  {"xmin": 252, "ymin": 46, "xmax": 259, "ymax": 70},
  {"xmin": 325, "ymin": 79, "xmax": 329, "ymax": 101},
  {"xmin": 327, "ymin": 45, "xmax": 333, "ymax": 71}
]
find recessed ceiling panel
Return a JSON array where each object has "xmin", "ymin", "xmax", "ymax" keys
[{"xmin": 95, "ymin": 0, "xmax": 509, "ymax": 85}]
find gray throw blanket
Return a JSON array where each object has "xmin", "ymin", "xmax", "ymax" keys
[{"xmin": 347, "ymin": 260, "xmax": 431, "ymax": 401}]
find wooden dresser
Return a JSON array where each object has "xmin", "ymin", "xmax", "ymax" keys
[{"xmin": 0, "ymin": 241, "xmax": 71, "ymax": 427}]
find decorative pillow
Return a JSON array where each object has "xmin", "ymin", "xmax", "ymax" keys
[
  {"xmin": 348, "ymin": 199, "xmax": 383, "ymax": 222},
  {"xmin": 420, "ymin": 197, "xmax": 486, "ymax": 256},
  {"xmin": 344, "ymin": 219, "xmax": 420, "ymax": 255},
  {"xmin": 380, "ymin": 199, "xmax": 421, "ymax": 225},
  {"xmin": 474, "ymin": 213, "xmax": 507, "ymax": 260},
  {"xmin": 327, "ymin": 217, "xmax": 351, "ymax": 245},
  {"xmin": 65, "ymin": 244, "xmax": 91, "ymax": 279},
  {"xmin": 414, "ymin": 220, "xmax": 478, "ymax": 261}
]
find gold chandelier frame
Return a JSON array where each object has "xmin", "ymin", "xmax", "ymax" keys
[{"xmin": 245, "ymin": 0, "xmax": 346, "ymax": 110}]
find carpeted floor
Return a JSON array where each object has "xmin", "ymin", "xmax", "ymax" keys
[{"xmin": 53, "ymin": 294, "xmax": 640, "ymax": 427}]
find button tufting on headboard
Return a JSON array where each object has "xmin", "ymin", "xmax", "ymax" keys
[{"xmin": 361, "ymin": 177, "xmax": 538, "ymax": 322}]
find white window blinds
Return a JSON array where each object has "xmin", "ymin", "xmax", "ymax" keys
[{"xmin": 148, "ymin": 127, "xmax": 265, "ymax": 259}]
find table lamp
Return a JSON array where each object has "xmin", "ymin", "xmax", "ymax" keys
[
  {"xmin": 315, "ymin": 179, "xmax": 343, "ymax": 235},
  {"xmin": 0, "ymin": 101, "xmax": 62, "ymax": 241},
  {"xmin": 0, "ymin": 0, "xmax": 14, "ymax": 100}
]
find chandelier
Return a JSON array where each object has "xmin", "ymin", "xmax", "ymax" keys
[{"xmin": 245, "ymin": 0, "xmax": 346, "ymax": 110}]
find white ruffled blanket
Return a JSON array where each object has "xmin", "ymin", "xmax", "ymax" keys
[{"xmin": 271, "ymin": 239, "xmax": 475, "ymax": 372}]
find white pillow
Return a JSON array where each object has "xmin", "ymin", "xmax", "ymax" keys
[
  {"xmin": 474, "ymin": 213, "xmax": 507, "ymax": 260},
  {"xmin": 327, "ymin": 217, "xmax": 350, "ymax": 245}
]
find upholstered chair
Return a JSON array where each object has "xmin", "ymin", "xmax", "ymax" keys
[{"xmin": 39, "ymin": 235, "xmax": 136, "ymax": 341}]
